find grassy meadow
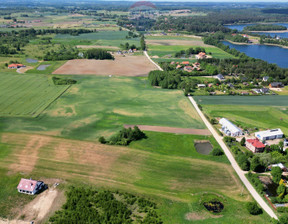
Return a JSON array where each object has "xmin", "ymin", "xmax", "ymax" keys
[{"xmin": 0, "ymin": 73, "xmax": 70, "ymax": 117}]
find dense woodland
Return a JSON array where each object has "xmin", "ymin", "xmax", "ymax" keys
[
  {"xmin": 244, "ymin": 24, "xmax": 287, "ymax": 31},
  {"xmin": 49, "ymin": 187, "xmax": 162, "ymax": 224}
]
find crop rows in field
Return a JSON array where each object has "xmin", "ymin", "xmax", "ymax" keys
[{"xmin": 0, "ymin": 74, "xmax": 70, "ymax": 117}]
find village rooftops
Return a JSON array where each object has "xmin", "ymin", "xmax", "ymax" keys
[
  {"xmin": 269, "ymin": 82, "xmax": 283, "ymax": 88},
  {"xmin": 181, "ymin": 61, "xmax": 190, "ymax": 65},
  {"xmin": 216, "ymin": 74, "xmax": 225, "ymax": 81}
]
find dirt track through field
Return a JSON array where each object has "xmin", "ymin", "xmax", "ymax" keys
[
  {"xmin": 124, "ymin": 125, "xmax": 211, "ymax": 135},
  {"xmin": 52, "ymin": 55, "xmax": 158, "ymax": 76}
]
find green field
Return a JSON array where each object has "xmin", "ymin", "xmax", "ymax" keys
[
  {"xmin": 53, "ymin": 31, "xmax": 140, "ymax": 47},
  {"xmin": 201, "ymin": 104, "xmax": 288, "ymax": 134},
  {"xmin": 148, "ymin": 44, "xmax": 235, "ymax": 59},
  {"xmin": 0, "ymin": 76, "xmax": 205, "ymax": 140},
  {"xmin": 0, "ymin": 73, "xmax": 70, "ymax": 117},
  {"xmin": 194, "ymin": 95, "xmax": 288, "ymax": 106},
  {"xmin": 0, "ymin": 132, "xmax": 270, "ymax": 223}
]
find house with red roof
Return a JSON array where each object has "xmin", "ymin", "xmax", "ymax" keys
[
  {"xmin": 8, "ymin": 64, "xmax": 25, "ymax": 69},
  {"xmin": 17, "ymin": 178, "xmax": 44, "ymax": 195},
  {"xmin": 246, "ymin": 139, "xmax": 265, "ymax": 153},
  {"xmin": 195, "ymin": 52, "xmax": 207, "ymax": 59},
  {"xmin": 181, "ymin": 61, "xmax": 190, "ymax": 65}
]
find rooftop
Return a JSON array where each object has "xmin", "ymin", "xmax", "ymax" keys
[
  {"xmin": 17, "ymin": 178, "xmax": 38, "ymax": 192},
  {"xmin": 255, "ymin": 129, "xmax": 283, "ymax": 138},
  {"xmin": 247, "ymin": 139, "xmax": 265, "ymax": 148}
]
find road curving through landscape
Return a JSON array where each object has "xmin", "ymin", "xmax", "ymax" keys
[{"xmin": 188, "ymin": 96, "xmax": 278, "ymax": 220}]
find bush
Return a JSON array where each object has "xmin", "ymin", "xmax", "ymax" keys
[
  {"xmin": 246, "ymin": 202, "xmax": 262, "ymax": 215},
  {"xmin": 52, "ymin": 77, "xmax": 77, "ymax": 85},
  {"xmin": 279, "ymin": 214, "xmax": 288, "ymax": 224},
  {"xmin": 211, "ymin": 147, "xmax": 224, "ymax": 156},
  {"xmin": 98, "ymin": 136, "xmax": 106, "ymax": 144},
  {"xmin": 277, "ymin": 207, "xmax": 288, "ymax": 213},
  {"xmin": 271, "ymin": 167, "xmax": 282, "ymax": 184},
  {"xmin": 103, "ymin": 126, "xmax": 146, "ymax": 146},
  {"xmin": 223, "ymin": 136, "xmax": 236, "ymax": 143},
  {"xmin": 236, "ymin": 153, "xmax": 250, "ymax": 171},
  {"xmin": 240, "ymin": 137, "xmax": 246, "ymax": 146}
]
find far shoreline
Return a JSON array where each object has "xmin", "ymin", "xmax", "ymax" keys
[{"xmin": 224, "ymin": 39, "xmax": 288, "ymax": 49}]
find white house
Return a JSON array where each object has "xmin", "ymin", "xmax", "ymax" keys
[
  {"xmin": 17, "ymin": 178, "xmax": 44, "ymax": 195},
  {"xmin": 262, "ymin": 76, "xmax": 269, "ymax": 82},
  {"xmin": 255, "ymin": 129, "xmax": 284, "ymax": 141},
  {"xmin": 197, "ymin": 84, "xmax": 206, "ymax": 88},
  {"xmin": 219, "ymin": 118, "xmax": 243, "ymax": 137}
]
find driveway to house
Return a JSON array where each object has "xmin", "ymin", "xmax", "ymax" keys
[{"xmin": 188, "ymin": 96, "xmax": 278, "ymax": 220}]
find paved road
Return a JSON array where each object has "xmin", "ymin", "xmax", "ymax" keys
[{"xmin": 188, "ymin": 96, "xmax": 278, "ymax": 220}]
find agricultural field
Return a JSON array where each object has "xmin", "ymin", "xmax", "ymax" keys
[
  {"xmin": 194, "ymin": 95, "xmax": 288, "ymax": 106},
  {"xmin": 52, "ymin": 55, "xmax": 158, "ymax": 76},
  {"xmin": 146, "ymin": 35, "xmax": 235, "ymax": 60},
  {"xmin": 199, "ymin": 104, "xmax": 288, "ymax": 135},
  {"xmin": 0, "ymin": 132, "xmax": 270, "ymax": 223},
  {"xmin": 0, "ymin": 73, "xmax": 70, "ymax": 117},
  {"xmin": 0, "ymin": 76, "xmax": 206, "ymax": 140},
  {"xmin": 53, "ymin": 31, "xmax": 140, "ymax": 48}
]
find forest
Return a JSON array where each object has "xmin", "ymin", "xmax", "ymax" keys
[
  {"xmin": 244, "ymin": 24, "xmax": 287, "ymax": 31},
  {"xmin": 49, "ymin": 187, "xmax": 162, "ymax": 224}
]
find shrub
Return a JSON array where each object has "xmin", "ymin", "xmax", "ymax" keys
[
  {"xmin": 277, "ymin": 207, "xmax": 288, "ymax": 213},
  {"xmin": 98, "ymin": 136, "xmax": 106, "ymax": 144},
  {"xmin": 236, "ymin": 153, "xmax": 250, "ymax": 171},
  {"xmin": 211, "ymin": 147, "xmax": 224, "ymax": 156},
  {"xmin": 279, "ymin": 214, "xmax": 288, "ymax": 224},
  {"xmin": 240, "ymin": 137, "xmax": 246, "ymax": 146},
  {"xmin": 223, "ymin": 136, "xmax": 236, "ymax": 143},
  {"xmin": 246, "ymin": 202, "xmax": 262, "ymax": 215},
  {"xmin": 271, "ymin": 167, "xmax": 282, "ymax": 184}
]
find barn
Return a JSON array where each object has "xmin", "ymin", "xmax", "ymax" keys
[
  {"xmin": 255, "ymin": 129, "xmax": 284, "ymax": 141},
  {"xmin": 219, "ymin": 118, "xmax": 243, "ymax": 137}
]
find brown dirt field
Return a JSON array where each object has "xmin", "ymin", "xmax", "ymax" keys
[
  {"xmin": 124, "ymin": 125, "xmax": 211, "ymax": 135},
  {"xmin": 146, "ymin": 39, "xmax": 212, "ymax": 47},
  {"xmin": 77, "ymin": 45, "xmax": 120, "ymax": 50},
  {"xmin": 52, "ymin": 55, "xmax": 158, "ymax": 76},
  {"xmin": 1, "ymin": 134, "xmax": 52, "ymax": 174}
]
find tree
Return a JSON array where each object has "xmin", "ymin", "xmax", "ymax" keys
[
  {"xmin": 277, "ymin": 184, "xmax": 286, "ymax": 199},
  {"xmin": 246, "ymin": 202, "xmax": 262, "ymax": 215},
  {"xmin": 140, "ymin": 35, "xmax": 146, "ymax": 50},
  {"xmin": 240, "ymin": 137, "xmax": 246, "ymax": 146},
  {"xmin": 211, "ymin": 147, "xmax": 224, "ymax": 156},
  {"xmin": 98, "ymin": 136, "xmax": 106, "ymax": 144},
  {"xmin": 279, "ymin": 214, "xmax": 288, "ymax": 224},
  {"xmin": 236, "ymin": 154, "xmax": 250, "ymax": 171},
  {"xmin": 250, "ymin": 156, "xmax": 264, "ymax": 172},
  {"xmin": 271, "ymin": 167, "xmax": 282, "ymax": 184}
]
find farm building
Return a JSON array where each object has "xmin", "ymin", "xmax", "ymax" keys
[
  {"xmin": 8, "ymin": 64, "xmax": 25, "ymax": 69},
  {"xmin": 17, "ymin": 178, "xmax": 44, "ymax": 195},
  {"xmin": 219, "ymin": 118, "xmax": 243, "ymax": 137},
  {"xmin": 246, "ymin": 139, "xmax": 265, "ymax": 153},
  {"xmin": 255, "ymin": 129, "xmax": 284, "ymax": 141}
]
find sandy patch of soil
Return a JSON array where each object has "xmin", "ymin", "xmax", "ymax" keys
[
  {"xmin": 124, "ymin": 125, "xmax": 210, "ymax": 135},
  {"xmin": 52, "ymin": 55, "xmax": 158, "ymax": 76},
  {"xmin": 50, "ymin": 105, "xmax": 76, "ymax": 117},
  {"xmin": 16, "ymin": 66, "xmax": 33, "ymax": 74},
  {"xmin": 185, "ymin": 212, "xmax": 206, "ymax": 221},
  {"xmin": 2, "ymin": 134, "xmax": 52, "ymax": 174},
  {"xmin": 77, "ymin": 45, "xmax": 120, "ymax": 50},
  {"xmin": 270, "ymin": 87, "xmax": 283, "ymax": 92}
]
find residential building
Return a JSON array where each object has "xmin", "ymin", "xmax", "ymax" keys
[
  {"xmin": 255, "ymin": 129, "xmax": 284, "ymax": 141},
  {"xmin": 197, "ymin": 84, "xmax": 206, "ymax": 88},
  {"xmin": 195, "ymin": 52, "xmax": 207, "ymax": 59},
  {"xmin": 17, "ymin": 178, "xmax": 44, "ymax": 195},
  {"xmin": 246, "ymin": 139, "xmax": 265, "ymax": 153},
  {"xmin": 260, "ymin": 88, "xmax": 269, "ymax": 94},
  {"xmin": 219, "ymin": 118, "xmax": 243, "ymax": 137},
  {"xmin": 181, "ymin": 61, "xmax": 190, "ymax": 65},
  {"xmin": 184, "ymin": 66, "xmax": 193, "ymax": 72},
  {"xmin": 8, "ymin": 64, "xmax": 25, "ymax": 69},
  {"xmin": 268, "ymin": 163, "xmax": 287, "ymax": 171},
  {"xmin": 269, "ymin": 82, "xmax": 283, "ymax": 88},
  {"xmin": 216, "ymin": 74, "xmax": 225, "ymax": 81},
  {"xmin": 262, "ymin": 76, "xmax": 269, "ymax": 82},
  {"xmin": 252, "ymin": 89, "xmax": 261, "ymax": 94}
]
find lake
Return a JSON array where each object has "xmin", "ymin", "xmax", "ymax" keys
[
  {"xmin": 222, "ymin": 41, "xmax": 288, "ymax": 68},
  {"xmin": 225, "ymin": 23, "xmax": 288, "ymax": 38}
]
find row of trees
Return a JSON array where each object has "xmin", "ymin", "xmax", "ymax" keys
[{"xmin": 244, "ymin": 24, "xmax": 287, "ymax": 31}]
